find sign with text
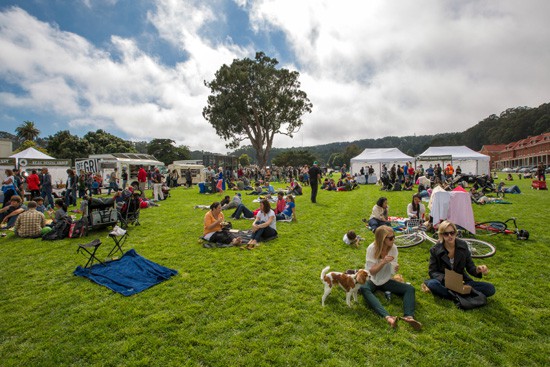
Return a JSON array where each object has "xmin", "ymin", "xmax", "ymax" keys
[
  {"xmin": 23, "ymin": 159, "xmax": 71, "ymax": 167},
  {"xmin": 75, "ymin": 159, "xmax": 100, "ymax": 173},
  {"xmin": 0, "ymin": 158, "xmax": 16, "ymax": 166}
]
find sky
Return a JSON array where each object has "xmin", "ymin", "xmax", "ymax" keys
[{"xmin": 0, "ymin": 0, "xmax": 549, "ymax": 154}]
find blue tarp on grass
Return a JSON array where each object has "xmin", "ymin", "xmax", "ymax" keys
[{"xmin": 74, "ymin": 249, "xmax": 178, "ymax": 296}]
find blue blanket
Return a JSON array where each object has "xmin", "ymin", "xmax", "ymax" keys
[{"xmin": 74, "ymin": 249, "xmax": 178, "ymax": 296}]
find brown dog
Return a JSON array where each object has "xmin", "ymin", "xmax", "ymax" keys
[{"xmin": 320, "ymin": 266, "xmax": 370, "ymax": 307}]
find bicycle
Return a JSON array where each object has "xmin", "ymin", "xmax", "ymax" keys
[
  {"xmin": 475, "ymin": 217, "xmax": 529, "ymax": 240},
  {"xmin": 394, "ymin": 219, "xmax": 496, "ymax": 258}
]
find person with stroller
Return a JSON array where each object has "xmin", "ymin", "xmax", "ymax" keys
[
  {"xmin": 367, "ymin": 197, "xmax": 391, "ymax": 231},
  {"xmin": 423, "ymin": 220, "xmax": 495, "ymax": 300}
]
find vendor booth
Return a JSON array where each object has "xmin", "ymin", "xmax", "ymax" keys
[
  {"xmin": 350, "ymin": 148, "xmax": 413, "ymax": 183},
  {"xmin": 0, "ymin": 148, "xmax": 71, "ymax": 187},
  {"xmin": 416, "ymin": 146, "xmax": 490, "ymax": 176}
]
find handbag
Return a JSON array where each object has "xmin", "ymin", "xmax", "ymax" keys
[{"xmin": 448, "ymin": 288, "xmax": 487, "ymax": 310}]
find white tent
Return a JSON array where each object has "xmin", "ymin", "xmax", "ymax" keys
[
  {"xmin": 350, "ymin": 148, "xmax": 413, "ymax": 182},
  {"xmin": 416, "ymin": 146, "xmax": 490, "ymax": 176},
  {"xmin": 10, "ymin": 147, "xmax": 54, "ymax": 161}
]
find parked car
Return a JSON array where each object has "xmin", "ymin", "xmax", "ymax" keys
[{"xmin": 502, "ymin": 167, "xmax": 514, "ymax": 173}]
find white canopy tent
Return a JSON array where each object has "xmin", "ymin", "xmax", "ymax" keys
[
  {"xmin": 350, "ymin": 148, "xmax": 414, "ymax": 182},
  {"xmin": 1, "ymin": 147, "xmax": 71, "ymax": 187},
  {"xmin": 416, "ymin": 146, "xmax": 490, "ymax": 176}
]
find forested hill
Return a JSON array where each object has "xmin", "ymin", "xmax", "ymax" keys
[{"xmin": 232, "ymin": 102, "xmax": 550, "ymax": 164}]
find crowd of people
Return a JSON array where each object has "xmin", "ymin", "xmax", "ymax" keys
[{"xmin": 7, "ymin": 157, "xmax": 534, "ymax": 331}]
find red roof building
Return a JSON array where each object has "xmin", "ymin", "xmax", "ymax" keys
[{"xmin": 487, "ymin": 132, "xmax": 550, "ymax": 169}]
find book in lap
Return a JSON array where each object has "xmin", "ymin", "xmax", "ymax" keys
[{"xmin": 445, "ymin": 268, "xmax": 472, "ymax": 294}]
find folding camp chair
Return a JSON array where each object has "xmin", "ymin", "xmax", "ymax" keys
[
  {"xmin": 107, "ymin": 226, "xmax": 128, "ymax": 258},
  {"xmin": 77, "ymin": 239, "xmax": 104, "ymax": 268}
]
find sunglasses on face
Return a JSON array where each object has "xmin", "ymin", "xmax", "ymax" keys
[
  {"xmin": 443, "ymin": 231, "xmax": 456, "ymax": 237},
  {"xmin": 386, "ymin": 236, "xmax": 395, "ymax": 241}
]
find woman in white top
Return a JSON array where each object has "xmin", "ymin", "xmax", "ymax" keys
[
  {"xmin": 360, "ymin": 225, "xmax": 422, "ymax": 330},
  {"xmin": 407, "ymin": 194, "xmax": 426, "ymax": 220},
  {"xmin": 246, "ymin": 199, "xmax": 277, "ymax": 249}
]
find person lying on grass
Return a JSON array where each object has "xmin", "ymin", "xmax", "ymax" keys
[{"xmin": 203, "ymin": 202, "xmax": 242, "ymax": 246}]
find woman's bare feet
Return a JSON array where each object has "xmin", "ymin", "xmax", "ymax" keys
[{"xmin": 385, "ymin": 316, "xmax": 398, "ymax": 328}]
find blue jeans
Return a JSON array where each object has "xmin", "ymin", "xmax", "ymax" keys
[
  {"xmin": 231, "ymin": 204, "xmax": 254, "ymax": 219},
  {"xmin": 41, "ymin": 189, "xmax": 54, "ymax": 207},
  {"xmin": 504, "ymin": 185, "xmax": 521, "ymax": 194},
  {"xmin": 107, "ymin": 181, "xmax": 119, "ymax": 195},
  {"xmin": 368, "ymin": 218, "xmax": 391, "ymax": 232},
  {"xmin": 360, "ymin": 279, "xmax": 416, "ymax": 318},
  {"xmin": 251, "ymin": 225, "xmax": 277, "ymax": 242},
  {"xmin": 424, "ymin": 278, "xmax": 496, "ymax": 299},
  {"xmin": 65, "ymin": 189, "xmax": 76, "ymax": 206}
]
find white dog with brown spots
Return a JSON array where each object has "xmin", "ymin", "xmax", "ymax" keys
[{"xmin": 320, "ymin": 266, "xmax": 370, "ymax": 307}]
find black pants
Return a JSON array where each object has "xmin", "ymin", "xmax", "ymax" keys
[
  {"xmin": 310, "ymin": 184, "xmax": 318, "ymax": 203},
  {"xmin": 210, "ymin": 230, "xmax": 236, "ymax": 244}
]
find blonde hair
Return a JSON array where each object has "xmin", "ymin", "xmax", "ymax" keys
[
  {"xmin": 373, "ymin": 225, "xmax": 394, "ymax": 259},
  {"xmin": 437, "ymin": 220, "xmax": 458, "ymax": 242}
]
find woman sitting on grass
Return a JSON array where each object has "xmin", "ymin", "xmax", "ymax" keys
[
  {"xmin": 245, "ymin": 199, "xmax": 277, "ymax": 249},
  {"xmin": 275, "ymin": 195, "xmax": 296, "ymax": 222},
  {"xmin": 367, "ymin": 197, "xmax": 391, "ymax": 231},
  {"xmin": 47, "ymin": 199, "xmax": 68, "ymax": 226},
  {"xmin": 407, "ymin": 194, "xmax": 425, "ymax": 220},
  {"xmin": 424, "ymin": 220, "xmax": 495, "ymax": 300},
  {"xmin": 203, "ymin": 202, "xmax": 242, "ymax": 246},
  {"xmin": 360, "ymin": 225, "xmax": 421, "ymax": 330}
]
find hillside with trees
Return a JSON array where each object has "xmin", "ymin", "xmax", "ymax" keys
[{"xmin": 2, "ymin": 103, "xmax": 549, "ymax": 166}]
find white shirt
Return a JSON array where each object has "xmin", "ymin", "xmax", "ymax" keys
[
  {"xmin": 256, "ymin": 210, "xmax": 276, "ymax": 231},
  {"xmin": 407, "ymin": 203, "xmax": 426, "ymax": 219},
  {"xmin": 365, "ymin": 243, "xmax": 398, "ymax": 286}
]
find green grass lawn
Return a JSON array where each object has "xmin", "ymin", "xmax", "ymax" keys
[{"xmin": 1, "ymin": 176, "xmax": 549, "ymax": 367}]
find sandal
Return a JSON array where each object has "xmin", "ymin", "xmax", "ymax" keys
[
  {"xmin": 400, "ymin": 317, "xmax": 422, "ymax": 331},
  {"xmin": 385, "ymin": 316, "xmax": 398, "ymax": 329}
]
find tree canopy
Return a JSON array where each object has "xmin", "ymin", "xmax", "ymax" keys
[
  {"xmin": 147, "ymin": 139, "xmax": 191, "ymax": 165},
  {"xmin": 15, "ymin": 121, "xmax": 40, "ymax": 142},
  {"xmin": 203, "ymin": 51, "xmax": 313, "ymax": 168},
  {"xmin": 272, "ymin": 150, "xmax": 317, "ymax": 167},
  {"xmin": 83, "ymin": 130, "xmax": 136, "ymax": 154}
]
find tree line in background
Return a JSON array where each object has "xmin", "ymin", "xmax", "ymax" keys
[
  {"xmin": 2, "ymin": 103, "xmax": 549, "ymax": 168},
  {"xmin": 1, "ymin": 126, "xmax": 191, "ymax": 166}
]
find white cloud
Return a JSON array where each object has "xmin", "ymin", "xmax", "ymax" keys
[
  {"xmin": 248, "ymin": 0, "xmax": 550, "ymax": 148},
  {"xmin": 1, "ymin": 0, "xmax": 549, "ymax": 156}
]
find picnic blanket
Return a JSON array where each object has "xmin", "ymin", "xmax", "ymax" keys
[
  {"xmin": 201, "ymin": 229, "xmax": 278, "ymax": 248},
  {"xmin": 74, "ymin": 249, "xmax": 178, "ymax": 296}
]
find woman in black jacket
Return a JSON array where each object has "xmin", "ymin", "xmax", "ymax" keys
[{"xmin": 424, "ymin": 220, "xmax": 495, "ymax": 299}]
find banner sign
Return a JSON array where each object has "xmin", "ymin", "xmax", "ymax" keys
[
  {"xmin": 0, "ymin": 158, "xmax": 16, "ymax": 166},
  {"xmin": 75, "ymin": 159, "xmax": 100, "ymax": 173},
  {"xmin": 20, "ymin": 159, "xmax": 71, "ymax": 167}
]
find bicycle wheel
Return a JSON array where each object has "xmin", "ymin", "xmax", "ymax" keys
[
  {"xmin": 463, "ymin": 238, "xmax": 496, "ymax": 258},
  {"xmin": 394, "ymin": 233, "xmax": 424, "ymax": 248},
  {"xmin": 476, "ymin": 221, "xmax": 507, "ymax": 235}
]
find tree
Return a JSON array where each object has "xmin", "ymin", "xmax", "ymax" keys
[
  {"xmin": 272, "ymin": 150, "xmax": 316, "ymax": 167},
  {"xmin": 133, "ymin": 141, "xmax": 149, "ymax": 154},
  {"xmin": 342, "ymin": 144, "xmax": 361, "ymax": 167},
  {"xmin": 147, "ymin": 138, "xmax": 191, "ymax": 165},
  {"xmin": 45, "ymin": 131, "xmax": 93, "ymax": 161},
  {"xmin": 13, "ymin": 140, "xmax": 49, "ymax": 155},
  {"xmin": 15, "ymin": 121, "xmax": 40, "ymax": 142},
  {"xmin": 83, "ymin": 130, "xmax": 136, "ymax": 154},
  {"xmin": 203, "ymin": 51, "xmax": 313, "ymax": 168},
  {"xmin": 239, "ymin": 154, "xmax": 251, "ymax": 167}
]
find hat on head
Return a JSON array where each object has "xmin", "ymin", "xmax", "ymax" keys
[{"xmin": 313, "ymin": 161, "xmax": 318, "ymax": 165}]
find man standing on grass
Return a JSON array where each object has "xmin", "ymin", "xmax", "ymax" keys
[
  {"xmin": 308, "ymin": 161, "xmax": 322, "ymax": 203},
  {"xmin": 137, "ymin": 165, "xmax": 147, "ymax": 198}
]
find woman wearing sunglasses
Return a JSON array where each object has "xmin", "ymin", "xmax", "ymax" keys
[
  {"xmin": 424, "ymin": 220, "xmax": 495, "ymax": 299},
  {"xmin": 360, "ymin": 225, "xmax": 422, "ymax": 330}
]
